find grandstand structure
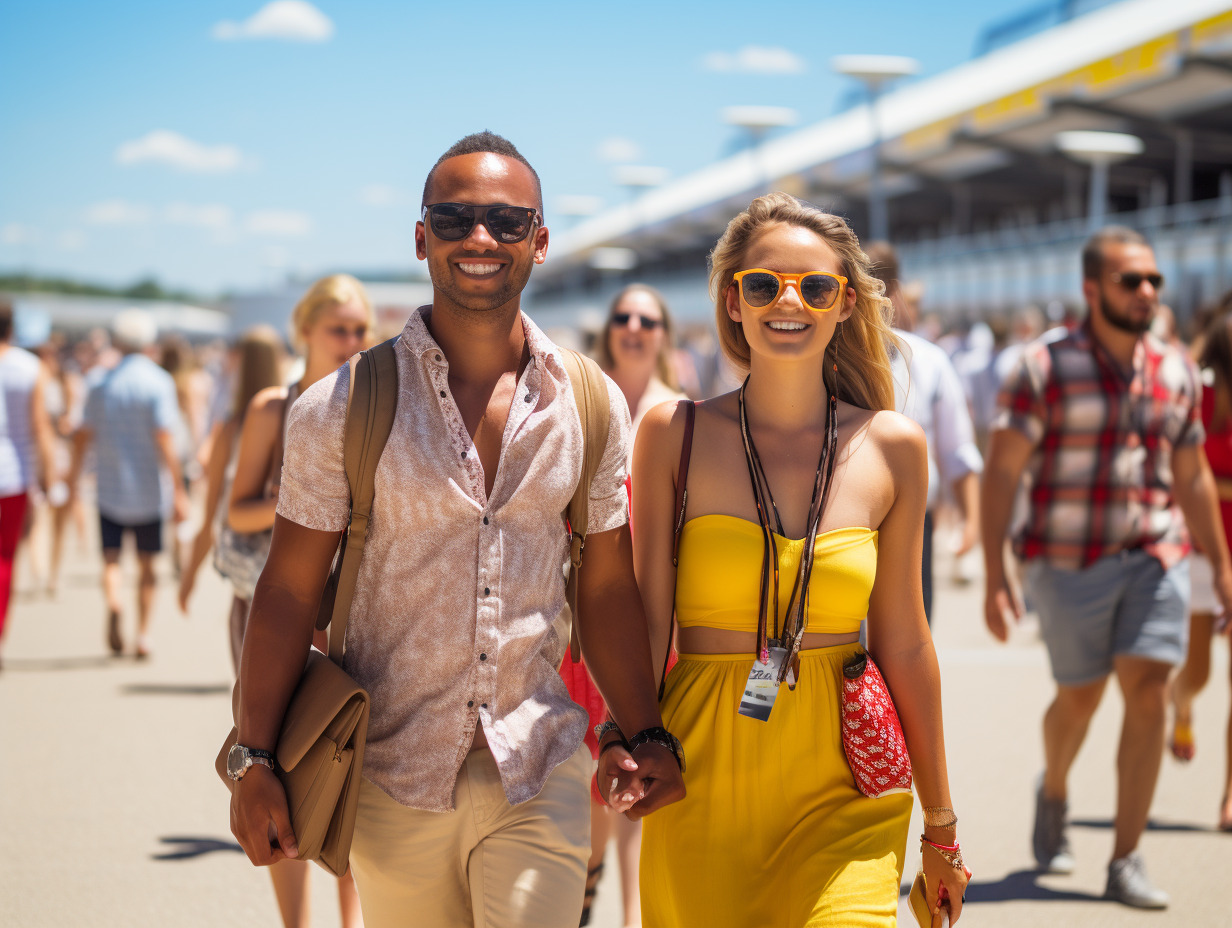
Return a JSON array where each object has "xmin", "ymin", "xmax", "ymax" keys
[{"xmin": 528, "ymin": 0, "xmax": 1232, "ymax": 329}]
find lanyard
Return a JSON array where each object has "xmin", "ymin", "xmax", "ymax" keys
[{"xmin": 738, "ymin": 378, "xmax": 839, "ymax": 683}]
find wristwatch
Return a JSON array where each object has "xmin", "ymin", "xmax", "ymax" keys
[
  {"xmin": 626, "ymin": 727, "xmax": 686, "ymax": 773},
  {"xmin": 594, "ymin": 720, "xmax": 629, "ymax": 756},
  {"xmin": 226, "ymin": 744, "xmax": 276, "ymax": 781}
]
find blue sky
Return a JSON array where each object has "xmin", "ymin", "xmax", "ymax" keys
[{"xmin": 2, "ymin": 0, "xmax": 1033, "ymax": 296}]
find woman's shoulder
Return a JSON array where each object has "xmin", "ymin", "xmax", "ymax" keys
[
  {"xmin": 864, "ymin": 406, "xmax": 927, "ymax": 466},
  {"xmin": 245, "ymin": 385, "xmax": 290, "ymax": 422}
]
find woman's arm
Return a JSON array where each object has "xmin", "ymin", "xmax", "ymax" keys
[
  {"xmin": 227, "ymin": 387, "xmax": 285, "ymax": 534},
  {"xmin": 866, "ymin": 411, "xmax": 969, "ymax": 922},
  {"xmin": 631, "ymin": 400, "xmax": 689, "ymax": 691},
  {"xmin": 179, "ymin": 419, "xmax": 236, "ymax": 611}
]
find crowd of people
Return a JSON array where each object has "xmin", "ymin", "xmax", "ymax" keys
[{"xmin": 2, "ymin": 129, "xmax": 1230, "ymax": 928}]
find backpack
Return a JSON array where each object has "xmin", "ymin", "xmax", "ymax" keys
[{"xmin": 316, "ymin": 338, "xmax": 610, "ymax": 665}]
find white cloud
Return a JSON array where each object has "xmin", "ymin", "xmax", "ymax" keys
[
  {"xmin": 116, "ymin": 130, "xmax": 244, "ymax": 173},
  {"xmin": 213, "ymin": 1, "xmax": 334, "ymax": 42},
  {"xmin": 596, "ymin": 137, "xmax": 641, "ymax": 163},
  {"xmin": 245, "ymin": 209, "xmax": 313, "ymax": 237},
  {"xmin": 703, "ymin": 46, "xmax": 807, "ymax": 75},
  {"xmin": 1, "ymin": 223, "xmax": 37, "ymax": 246},
  {"xmin": 359, "ymin": 184, "xmax": 403, "ymax": 207},
  {"xmin": 165, "ymin": 202, "xmax": 234, "ymax": 229},
  {"xmin": 58, "ymin": 230, "xmax": 87, "ymax": 252},
  {"xmin": 84, "ymin": 200, "xmax": 152, "ymax": 225}
]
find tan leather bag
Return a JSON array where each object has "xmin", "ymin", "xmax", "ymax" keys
[
  {"xmin": 216, "ymin": 337, "xmax": 398, "ymax": 877},
  {"xmin": 559, "ymin": 348, "xmax": 611, "ymax": 663}
]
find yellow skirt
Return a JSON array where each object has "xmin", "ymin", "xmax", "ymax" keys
[{"xmin": 640, "ymin": 643, "xmax": 912, "ymax": 928}]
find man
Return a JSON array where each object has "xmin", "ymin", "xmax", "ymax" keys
[
  {"xmin": 869, "ymin": 242, "xmax": 983, "ymax": 622},
  {"xmin": 0, "ymin": 298, "xmax": 57, "ymax": 668},
  {"xmin": 981, "ymin": 226, "xmax": 1232, "ymax": 909},
  {"xmin": 229, "ymin": 132, "xmax": 684, "ymax": 927},
  {"xmin": 68, "ymin": 309, "xmax": 188, "ymax": 659}
]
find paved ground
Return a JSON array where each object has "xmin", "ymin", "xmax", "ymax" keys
[{"xmin": 1, "ymin": 525, "xmax": 1229, "ymax": 927}]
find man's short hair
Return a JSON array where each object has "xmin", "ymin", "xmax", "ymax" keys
[
  {"xmin": 865, "ymin": 241, "xmax": 899, "ymax": 291},
  {"xmin": 1082, "ymin": 226, "xmax": 1150, "ymax": 280},
  {"xmin": 421, "ymin": 131, "xmax": 543, "ymax": 215},
  {"xmin": 0, "ymin": 298, "xmax": 13, "ymax": 342},
  {"xmin": 112, "ymin": 308, "xmax": 158, "ymax": 352}
]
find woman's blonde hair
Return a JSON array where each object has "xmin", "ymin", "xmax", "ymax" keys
[
  {"xmin": 289, "ymin": 274, "xmax": 374, "ymax": 353},
  {"xmin": 595, "ymin": 283, "xmax": 680, "ymax": 390},
  {"xmin": 232, "ymin": 325, "xmax": 285, "ymax": 421},
  {"xmin": 709, "ymin": 192, "xmax": 897, "ymax": 411}
]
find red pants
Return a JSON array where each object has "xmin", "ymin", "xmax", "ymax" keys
[{"xmin": 0, "ymin": 492, "xmax": 28, "ymax": 636}]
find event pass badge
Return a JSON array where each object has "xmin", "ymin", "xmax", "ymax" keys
[{"xmin": 739, "ymin": 646, "xmax": 788, "ymax": 721}]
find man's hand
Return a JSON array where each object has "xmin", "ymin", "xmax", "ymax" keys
[
  {"xmin": 983, "ymin": 576, "xmax": 1023, "ymax": 643},
  {"xmin": 597, "ymin": 741, "xmax": 685, "ymax": 819},
  {"xmin": 172, "ymin": 488, "xmax": 191, "ymax": 524},
  {"xmin": 230, "ymin": 765, "xmax": 299, "ymax": 866}
]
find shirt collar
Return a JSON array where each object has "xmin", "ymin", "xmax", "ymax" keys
[{"xmin": 400, "ymin": 304, "xmax": 562, "ymax": 377}]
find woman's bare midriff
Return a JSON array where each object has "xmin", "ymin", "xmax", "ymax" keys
[{"xmin": 677, "ymin": 626, "xmax": 860, "ymax": 654}]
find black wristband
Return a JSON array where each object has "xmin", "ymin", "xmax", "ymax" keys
[
  {"xmin": 626, "ymin": 726, "xmax": 685, "ymax": 773},
  {"xmin": 594, "ymin": 720, "xmax": 628, "ymax": 757}
]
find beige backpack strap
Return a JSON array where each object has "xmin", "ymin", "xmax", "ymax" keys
[
  {"xmin": 320, "ymin": 337, "xmax": 399, "ymax": 661},
  {"xmin": 560, "ymin": 348, "xmax": 611, "ymax": 663}
]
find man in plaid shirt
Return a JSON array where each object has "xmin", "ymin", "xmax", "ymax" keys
[{"xmin": 981, "ymin": 227, "xmax": 1232, "ymax": 910}]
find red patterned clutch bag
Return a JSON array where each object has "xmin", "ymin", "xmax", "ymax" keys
[{"xmin": 841, "ymin": 651, "xmax": 913, "ymax": 798}]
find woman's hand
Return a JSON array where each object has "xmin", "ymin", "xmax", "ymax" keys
[{"xmin": 921, "ymin": 838, "xmax": 971, "ymax": 925}]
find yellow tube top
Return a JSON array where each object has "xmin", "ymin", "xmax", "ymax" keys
[{"xmin": 675, "ymin": 514, "xmax": 876, "ymax": 635}]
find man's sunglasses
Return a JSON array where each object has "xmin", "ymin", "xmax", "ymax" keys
[
  {"xmin": 422, "ymin": 203, "xmax": 540, "ymax": 244},
  {"xmin": 732, "ymin": 268, "xmax": 848, "ymax": 312},
  {"xmin": 1110, "ymin": 271, "xmax": 1164, "ymax": 292},
  {"xmin": 612, "ymin": 312, "xmax": 663, "ymax": 330}
]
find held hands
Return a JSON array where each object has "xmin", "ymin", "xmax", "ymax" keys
[
  {"xmin": 597, "ymin": 740, "xmax": 685, "ymax": 819},
  {"xmin": 983, "ymin": 577, "xmax": 1023, "ymax": 643},
  {"xmin": 230, "ymin": 765, "xmax": 299, "ymax": 866}
]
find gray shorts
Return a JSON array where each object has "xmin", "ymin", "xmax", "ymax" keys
[{"xmin": 1026, "ymin": 548, "xmax": 1189, "ymax": 686}]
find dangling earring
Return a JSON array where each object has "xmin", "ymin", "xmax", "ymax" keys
[{"xmin": 831, "ymin": 324, "xmax": 841, "ymax": 398}]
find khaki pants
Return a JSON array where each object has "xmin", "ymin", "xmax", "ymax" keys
[{"xmin": 349, "ymin": 744, "xmax": 591, "ymax": 928}]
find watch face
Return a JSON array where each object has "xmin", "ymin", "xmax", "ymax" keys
[{"xmin": 226, "ymin": 744, "xmax": 248, "ymax": 778}]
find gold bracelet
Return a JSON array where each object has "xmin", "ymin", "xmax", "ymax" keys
[
  {"xmin": 922, "ymin": 806, "xmax": 958, "ymax": 829},
  {"xmin": 920, "ymin": 836, "xmax": 965, "ymax": 871}
]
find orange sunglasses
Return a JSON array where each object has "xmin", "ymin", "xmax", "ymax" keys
[{"xmin": 733, "ymin": 268, "xmax": 848, "ymax": 312}]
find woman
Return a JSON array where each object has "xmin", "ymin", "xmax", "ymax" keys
[
  {"xmin": 1169, "ymin": 304, "xmax": 1232, "ymax": 832},
  {"xmin": 177, "ymin": 325, "xmax": 284, "ymax": 668},
  {"xmin": 630, "ymin": 194, "xmax": 968, "ymax": 926},
  {"xmin": 572, "ymin": 285, "xmax": 688, "ymax": 926},
  {"xmin": 228, "ymin": 275, "xmax": 374, "ymax": 928}
]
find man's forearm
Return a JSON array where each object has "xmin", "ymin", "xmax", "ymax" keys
[
  {"xmin": 1176, "ymin": 465, "xmax": 1232, "ymax": 573},
  {"xmin": 577, "ymin": 580, "xmax": 664, "ymax": 738},
  {"xmin": 980, "ymin": 474, "xmax": 1017, "ymax": 581},
  {"xmin": 236, "ymin": 582, "xmax": 319, "ymax": 750}
]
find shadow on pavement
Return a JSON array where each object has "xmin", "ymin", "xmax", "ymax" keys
[
  {"xmin": 964, "ymin": 868, "xmax": 1106, "ymax": 904},
  {"xmin": 122, "ymin": 681, "xmax": 231, "ymax": 697},
  {"xmin": 152, "ymin": 836, "xmax": 244, "ymax": 861},
  {"xmin": 1071, "ymin": 817, "xmax": 1212, "ymax": 834},
  {"xmin": 2, "ymin": 654, "xmax": 114, "ymax": 671}
]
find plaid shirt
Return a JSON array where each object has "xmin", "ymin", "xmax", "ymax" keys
[{"xmin": 995, "ymin": 323, "xmax": 1204, "ymax": 570}]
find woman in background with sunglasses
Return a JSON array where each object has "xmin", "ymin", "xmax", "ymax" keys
[
  {"xmin": 628, "ymin": 193, "xmax": 968, "ymax": 926},
  {"xmin": 569, "ymin": 284, "xmax": 689, "ymax": 926},
  {"xmin": 227, "ymin": 274, "xmax": 373, "ymax": 928}
]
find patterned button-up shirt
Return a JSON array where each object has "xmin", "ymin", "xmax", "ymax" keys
[
  {"xmin": 277, "ymin": 308, "xmax": 631, "ymax": 811},
  {"xmin": 995, "ymin": 323, "xmax": 1204, "ymax": 570}
]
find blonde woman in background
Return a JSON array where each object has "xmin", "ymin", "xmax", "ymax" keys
[
  {"xmin": 571, "ymin": 284, "xmax": 688, "ymax": 926},
  {"xmin": 631, "ymin": 194, "xmax": 968, "ymax": 926},
  {"xmin": 178, "ymin": 325, "xmax": 285, "ymax": 666},
  {"xmin": 228, "ymin": 275, "xmax": 374, "ymax": 928}
]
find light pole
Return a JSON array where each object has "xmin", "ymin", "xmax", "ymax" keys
[
  {"xmin": 832, "ymin": 54, "xmax": 919, "ymax": 243},
  {"xmin": 1054, "ymin": 130, "xmax": 1144, "ymax": 231},
  {"xmin": 722, "ymin": 106, "xmax": 798, "ymax": 194}
]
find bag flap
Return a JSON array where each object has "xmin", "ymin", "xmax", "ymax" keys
[{"xmin": 276, "ymin": 650, "xmax": 370, "ymax": 772}]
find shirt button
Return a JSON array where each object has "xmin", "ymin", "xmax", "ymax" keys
[
  {"xmin": 484, "ymin": 587, "xmax": 490, "ymax": 596},
  {"xmin": 525, "ymin": 394, "xmax": 532, "ymax": 402},
  {"xmin": 439, "ymin": 390, "xmax": 446, "ymax": 397},
  {"xmin": 467, "ymin": 700, "xmax": 474, "ymax": 708},
  {"xmin": 481, "ymin": 703, "xmax": 487, "ymax": 709},
  {"xmin": 434, "ymin": 353, "xmax": 442, "ymax": 362},
  {"xmin": 483, "ymin": 516, "xmax": 489, "ymax": 525},
  {"xmin": 461, "ymin": 451, "xmax": 467, "ymax": 459},
  {"xmin": 480, "ymin": 653, "xmax": 487, "ymax": 661}
]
